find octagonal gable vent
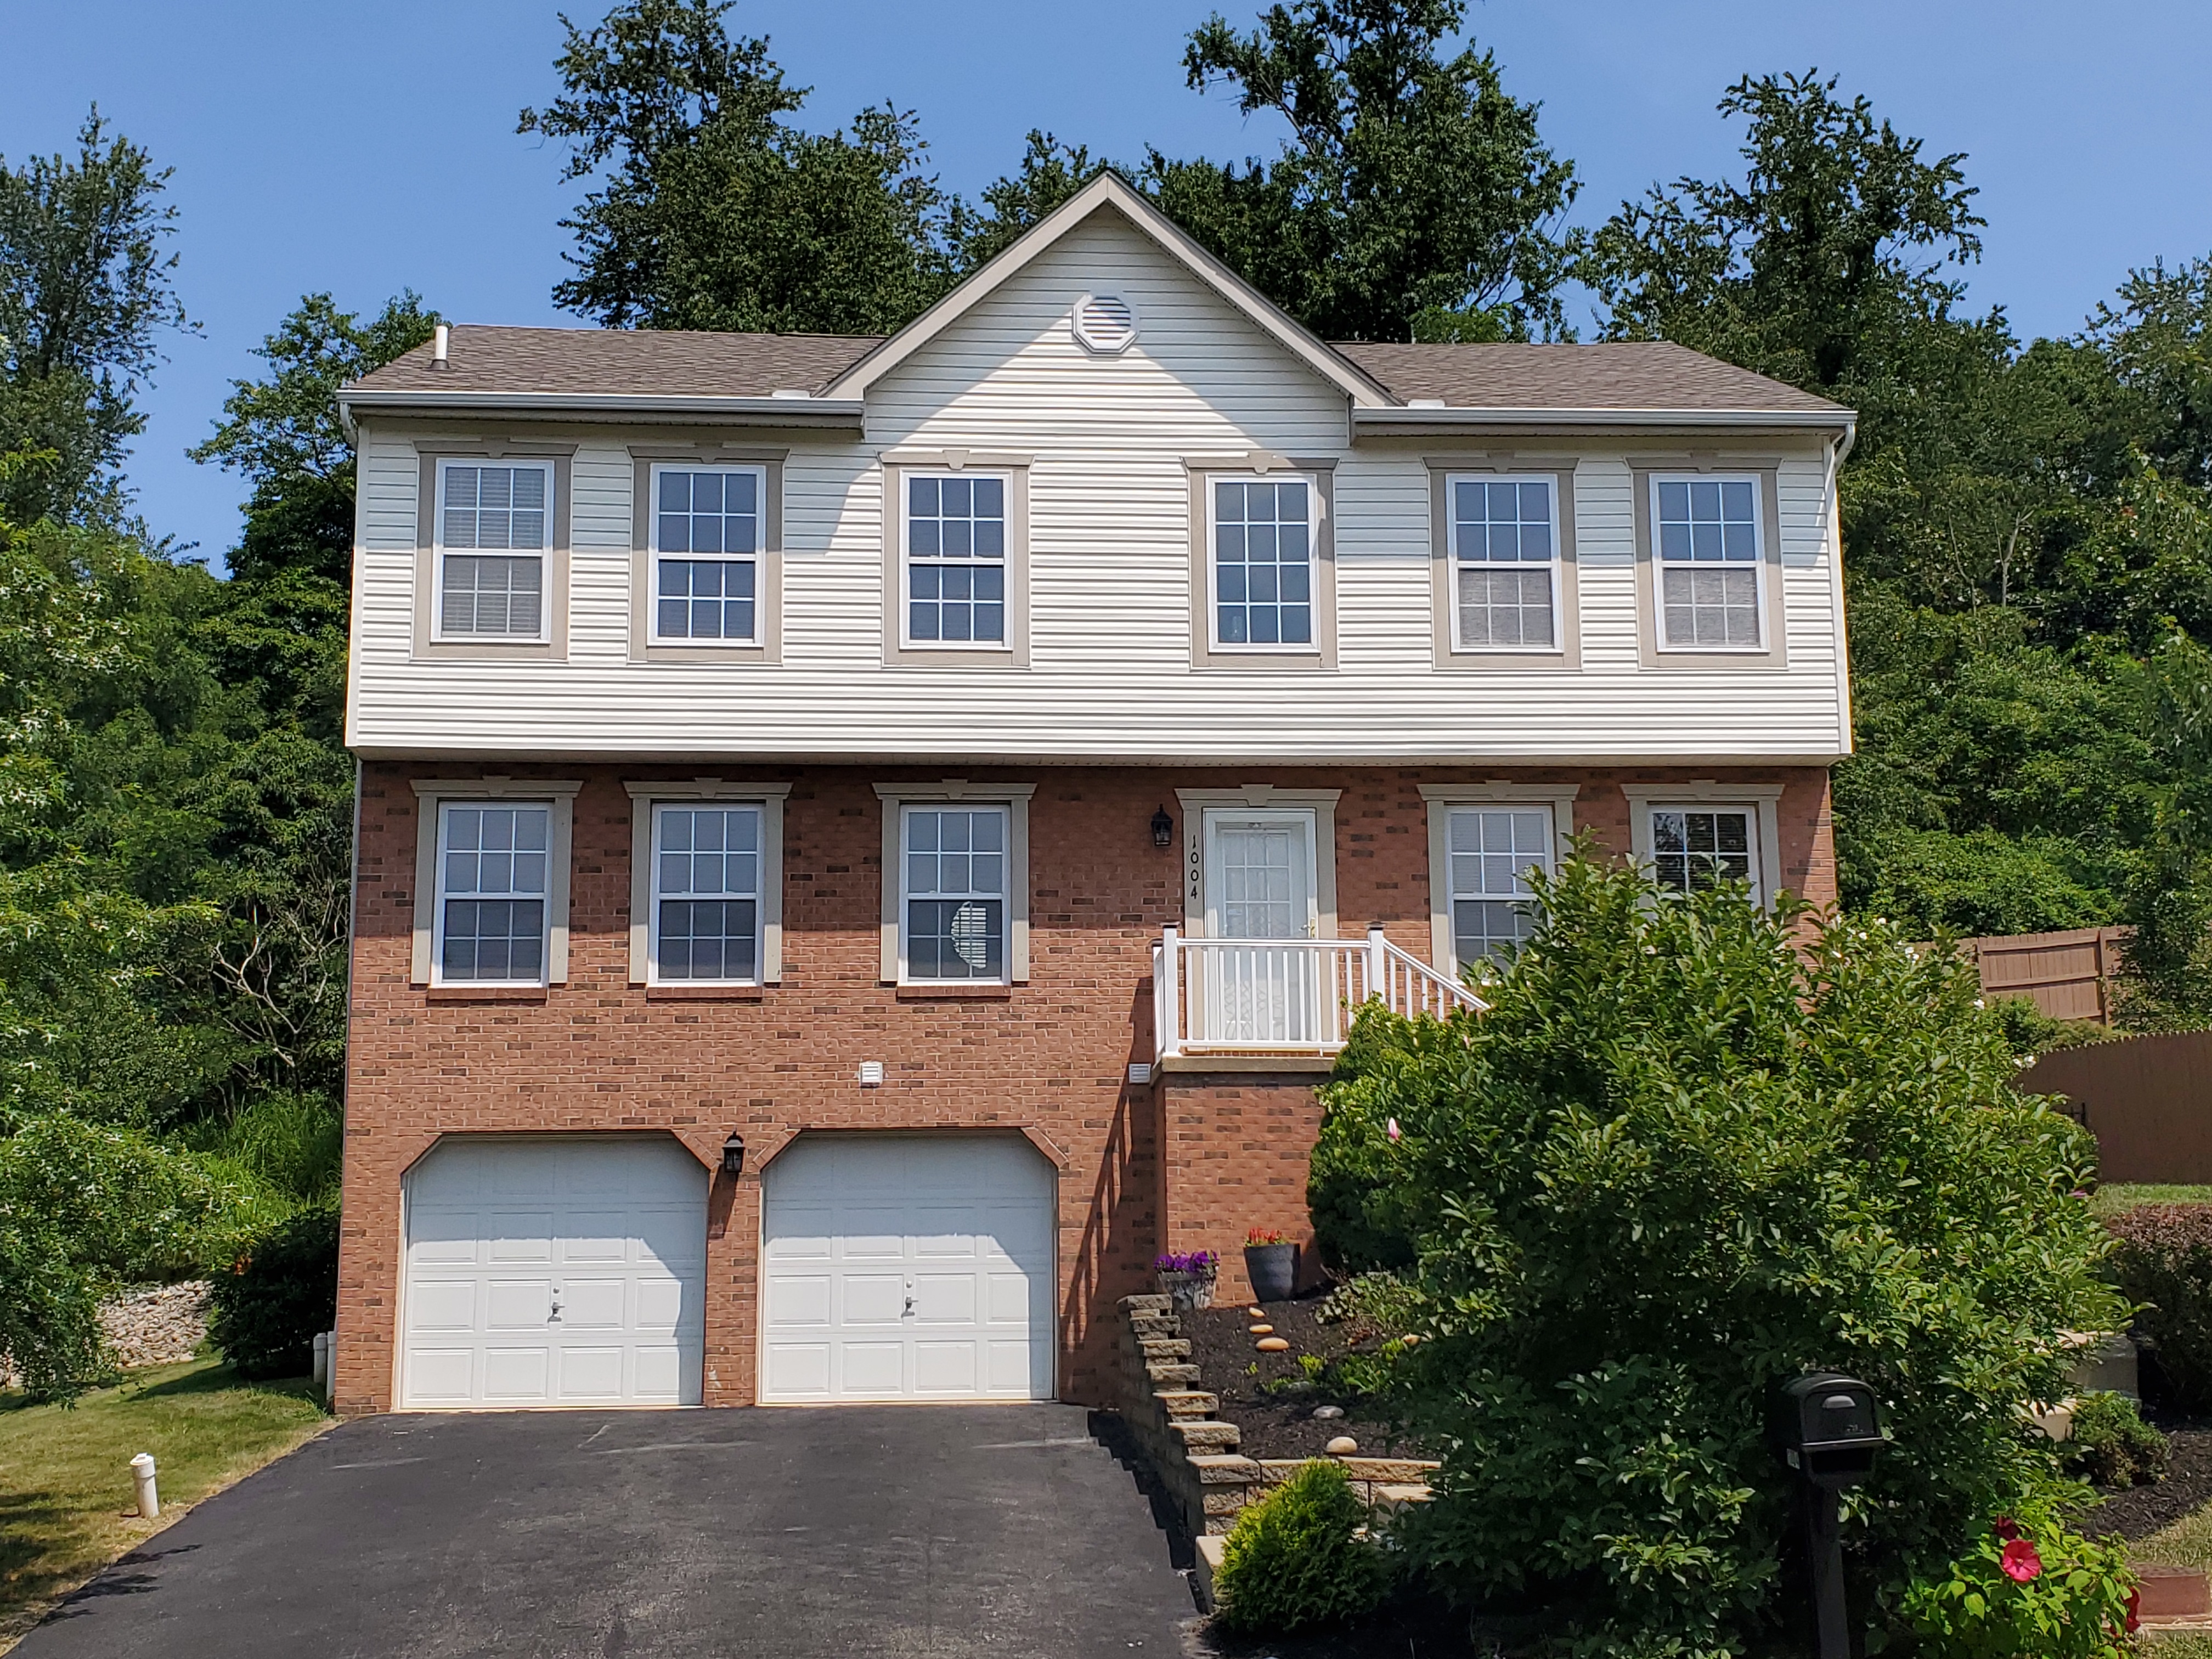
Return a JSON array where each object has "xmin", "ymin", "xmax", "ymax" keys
[{"xmin": 1072, "ymin": 293, "xmax": 1137, "ymax": 355}]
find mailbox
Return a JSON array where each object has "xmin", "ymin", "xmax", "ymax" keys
[{"xmin": 1775, "ymin": 1372, "xmax": 1887, "ymax": 1489}]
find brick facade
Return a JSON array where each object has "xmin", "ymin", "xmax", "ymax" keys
[{"xmin": 336, "ymin": 762, "xmax": 1835, "ymax": 1413}]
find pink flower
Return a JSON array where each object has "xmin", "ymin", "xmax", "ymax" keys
[
  {"xmin": 1991, "ymin": 1516, "xmax": 2020, "ymax": 1541},
  {"xmin": 2000, "ymin": 1539, "xmax": 2042, "ymax": 1583},
  {"xmin": 1386, "ymin": 1118, "xmax": 1402, "ymax": 1142}
]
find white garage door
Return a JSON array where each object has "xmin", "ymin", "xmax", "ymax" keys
[
  {"xmin": 761, "ymin": 1135, "xmax": 1055, "ymax": 1403},
  {"xmin": 402, "ymin": 1137, "xmax": 707, "ymax": 1408}
]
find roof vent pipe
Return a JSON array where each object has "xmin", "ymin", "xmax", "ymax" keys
[{"xmin": 431, "ymin": 324, "xmax": 450, "ymax": 371}]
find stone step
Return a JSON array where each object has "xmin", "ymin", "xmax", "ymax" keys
[
  {"xmin": 1186, "ymin": 1452, "xmax": 1262, "ymax": 1484},
  {"xmin": 1137, "ymin": 1336, "xmax": 1192, "ymax": 1359},
  {"xmin": 1154, "ymin": 1389, "xmax": 1218, "ymax": 1418},
  {"xmin": 1121, "ymin": 1293, "xmax": 1172, "ymax": 1316},
  {"xmin": 1128, "ymin": 1315, "xmax": 1180, "ymax": 1340},
  {"xmin": 1171, "ymin": 1420, "xmax": 1243, "ymax": 1453},
  {"xmin": 1146, "ymin": 1361, "xmax": 1201, "ymax": 1386}
]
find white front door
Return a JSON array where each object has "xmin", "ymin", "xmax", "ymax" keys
[
  {"xmin": 760, "ymin": 1134, "xmax": 1056, "ymax": 1403},
  {"xmin": 401, "ymin": 1137, "xmax": 707, "ymax": 1408},
  {"xmin": 1201, "ymin": 811, "xmax": 1321, "ymax": 1043}
]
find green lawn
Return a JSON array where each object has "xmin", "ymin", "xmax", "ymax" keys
[
  {"xmin": 2094, "ymin": 1184, "xmax": 2212, "ymax": 1219},
  {"xmin": 0, "ymin": 1358, "xmax": 330, "ymax": 1647}
]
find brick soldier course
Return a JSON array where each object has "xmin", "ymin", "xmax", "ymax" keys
[{"xmin": 335, "ymin": 760, "xmax": 1834, "ymax": 1413}]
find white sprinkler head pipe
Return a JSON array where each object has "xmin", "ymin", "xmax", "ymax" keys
[{"xmin": 130, "ymin": 1451, "xmax": 159, "ymax": 1519}]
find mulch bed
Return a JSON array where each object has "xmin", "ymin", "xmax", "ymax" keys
[
  {"xmin": 2083, "ymin": 1418, "xmax": 2212, "ymax": 1543},
  {"xmin": 1182, "ymin": 1290, "xmax": 1438, "ymax": 1462}
]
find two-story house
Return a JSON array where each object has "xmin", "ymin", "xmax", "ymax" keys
[{"xmin": 332, "ymin": 174, "xmax": 1853, "ymax": 1415}]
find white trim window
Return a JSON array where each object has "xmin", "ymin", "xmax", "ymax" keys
[
  {"xmin": 651, "ymin": 464, "xmax": 763, "ymax": 644},
  {"xmin": 1445, "ymin": 805, "xmax": 1555, "ymax": 965},
  {"xmin": 434, "ymin": 801, "xmax": 552, "ymax": 983},
  {"xmin": 436, "ymin": 461, "xmax": 550, "ymax": 639},
  {"xmin": 1649, "ymin": 806, "xmax": 1759, "ymax": 900},
  {"xmin": 1449, "ymin": 476, "xmax": 1558, "ymax": 651},
  {"xmin": 901, "ymin": 805, "xmax": 1009, "ymax": 981},
  {"xmin": 649, "ymin": 803, "xmax": 763, "ymax": 983},
  {"xmin": 1211, "ymin": 477, "xmax": 1314, "ymax": 648},
  {"xmin": 904, "ymin": 472, "xmax": 1008, "ymax": 646},
  {"xmin": 1652, "ymin": 475, "xmax": 1763, "ymax": 650}
]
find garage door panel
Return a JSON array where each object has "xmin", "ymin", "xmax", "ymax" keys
[
  {"xmin": 915, "ymin": 1341, "xmax": 978, "ymax": 1394},
  {"xmin": 842, "ymin": 1273, "xmax": 906, "ymax": 1325},
  {"xmin": 766, "ymin": 1343, "xmax": 830, "ymax": 1397},
  {"xmin": 761, "ymin": 1135, "xmax": 1054, "ymax": 1403},
  {"xmin": 841, "ymin": 1342, "xmax": 904, "ymax": 1395},
  {"xmin": 769, "ymin": 1273, "xmax": 831, "ymax": 1327},
  {"xmin": 483, "ymin": 1346, "xmax": 551, "ymax": 1401},
  {"xmin": 407, "ymin": 1279, "xmax": 479, "ymax": 1333},
  {"xmin": 485, "ymin": 1278, "xmax": 552, "ymax": 1329},
  {"xmin": 402, "ymin": 1138, "xmax": 706, "ymax": 1408},
  {"xmin": 913, "ymin": 1273, "xmax": 976, "ymax": 1324}
]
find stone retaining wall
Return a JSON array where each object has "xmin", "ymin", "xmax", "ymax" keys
[
  {"xmin": 1111, "ymin": 1293, "xmax": 1437, "ymax": 1538},
  {"xmin": 0, "ymin": 1280, "xmax": 211, "ymax": 1389}
]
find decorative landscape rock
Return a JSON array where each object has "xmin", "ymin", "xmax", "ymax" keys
[
  {"xmin": 1255, "ymin": 1336, "xmax": 1290, "ymax": 1353},
  {"xmin": 1248, "ymin": 1323, "xmax": 1274, "ymax": 1335},
  {"xmin": 1327, "ymin": 1435, "xmax": 1360, "ymax": 1455},
  {"xmin": 1311, "ymin": 1404, "xmax": 1345, "ymax": 1420}
]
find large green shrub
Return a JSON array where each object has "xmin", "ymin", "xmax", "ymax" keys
[
  {"xmin": 0, "ymin": 1219, "xmax": 111, "ymax": 1400},
  {"xmin": 2105, "ymin": 1204, "xmax": 2212, "ymax": 1409},
  {"xmin": 1313, "ymin": 856, "xmax": 2123, "ymax": 1656},
  {"xmin": 1212, "ymin": 1460, "xmax": 1389, "ymax": 1635},
  {"xmin": 209, "ymin": 1203, "xmax": 338, "ymax": 1379}
]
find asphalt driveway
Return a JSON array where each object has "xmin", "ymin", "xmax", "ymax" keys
[{"xmin": 15, "ymin": 1404, "xmax": 1205, "ymax": 1658}]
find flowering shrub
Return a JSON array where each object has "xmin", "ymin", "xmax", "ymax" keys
[
  {"xmin": 1314, "ymin": 854, "xmax": 2124, "ymax": 1654},
  {"xmin": 1904, "ymin": 1510, "xmax": 2135, "ymax": 1657},
  {"xmin": 2106, "ymin": 1203, "xmax": 2212, "ymax": 1408},
  {"xmin": 1154, "ymin": 1251, "xmax": 1218, "ymax": 1275}
]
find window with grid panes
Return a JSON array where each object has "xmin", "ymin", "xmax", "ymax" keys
[
  {"xmin": 438, "ymin": 462, "xmax": 548, "ymax": 637},
  {"xmin": 1450, "ymin": 477, "xmax": 1557, "ymax": 649},
  {"xmin": 650, "ymin": 804, "xmax": 761, "ymax": 981},
  {"xmin": 906, "ymin": 475, "xmax": 1006, "ymax": 644},
  {"xmin": 1654, "ymin": 477, "xmax": 1762, "ymax": 648},
  {"xmin": 653, "ymin": 467, "xmax": 760, "ymax": 642},
  {"xmin": 436, "ymin": 803, "xmax": 550, "ymax": 981},
  {"xmin": 1447, "ymin": 807, "xmax": 1554, "ymax": 965},
  {"xmin": 1650, "ymin": 808, "xmax": 1756, "ymax": 896},
  {"xmin": 902, "ymin": 806, "xmax": 1007, "ymax": 980},
  {"xmin": 1213, "ymin": 478, "xmax": 1312, "ymax": 646}
]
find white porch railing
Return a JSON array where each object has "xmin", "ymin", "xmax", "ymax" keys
[{"xmin": 1152, "ymin": 926, "xmax": 1485, "ymax": 1060}]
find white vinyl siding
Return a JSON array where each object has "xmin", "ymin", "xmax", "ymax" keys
[
  {"xmin": 1449, "ymin": 475, "xmax": 1559, "ymax": 651},
  {"xmin": 347, "ymin": 211, "xmax": 1850, "ymax": 763},
  {"xmin": 649, "ymin": 803, "xmax": 763, "ymax": 983},
  {"xmin": 651, "ymin": 464, "xmax": 762, "ymax": 644},
  {"xmin": 434, "ymin": 802, "xmax": 551, "ymax": 984},
  {"xmin": 437, "ymin": 461, "xmax": 550, "ymax": 639},
  {"xmin": 1653, "ymin": 475, "xmax": 1763, "ymax": 650}
]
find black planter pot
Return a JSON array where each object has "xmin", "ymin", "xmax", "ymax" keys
[{"xmin": 1245, "ymin": 1241, "xmax": 1298, "ymax": 1302}]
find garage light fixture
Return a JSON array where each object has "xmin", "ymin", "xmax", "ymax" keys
[
  {"xmin": 1150, "ymin": 805, "xmax": 1175, "ymax": 848},
  {"xmin": 721, "ymin": 1132, "xmax": 745, "ymax": 1178}
]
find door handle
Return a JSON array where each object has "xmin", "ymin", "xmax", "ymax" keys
[{"xmin": 549, "ymin": 1286, "xmax": 563, "ymax": 1323}]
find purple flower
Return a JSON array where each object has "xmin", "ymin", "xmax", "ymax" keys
[{"xmin": 1154, "ymin": 1251, "xmax": 1219, "ymax": 1274}]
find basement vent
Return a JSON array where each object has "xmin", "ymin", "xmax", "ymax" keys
[{"xmin": 1072, "ymin": 293, "xmax": 1137, "ymax": 355}]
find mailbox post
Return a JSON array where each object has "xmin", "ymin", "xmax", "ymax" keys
[{"xmin": 1774, "ymin": 1373, "xmax": 1887, "ymax": 1659}]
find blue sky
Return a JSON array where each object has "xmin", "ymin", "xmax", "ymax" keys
[{"xmin": 8, "ymin": 0, "xmax": 2211, "ymax": 567}]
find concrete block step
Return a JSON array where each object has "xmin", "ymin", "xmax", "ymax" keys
[
  {"xmin": 1170, "ymin": 1420, "xmax": 1243, "ymax": 1453},
  {"xmin": 1121, "ymin": 1293, "xmax": 1172, "ymax": 1316},
  {"xmin": 1153, "ymin": 1389, "xmax": 1219, "ymax": 1418},
  {"xmin": 1138, "ymin": 1336, "xmax": 1192, "ymax": 1359},
  {"xmin": 1145, "ymin": 1361, "xmax": 1200, "ymax": 1385}
]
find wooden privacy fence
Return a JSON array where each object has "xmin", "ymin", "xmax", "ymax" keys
[
  {"xmin": 1954, "ymin": 926, "xmax": 2131, "ymax": 1025},
  {"xmin": 2019, "ymin": 1030, "xmax": 2212, "ymax": 1183}
]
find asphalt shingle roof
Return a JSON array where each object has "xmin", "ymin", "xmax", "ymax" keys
[{"xmin": 1330, "ymin": 339, "xmax": 1846, "ymax": 414}]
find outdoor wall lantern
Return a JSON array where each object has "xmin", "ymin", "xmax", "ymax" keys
[
  {"xmin": 721, "ymin": 1132, "xmax": 746, "ymax": 1179},
  {"xmin": 1773, "ymin": 1372, "xmax": 1888, "ymax": 1659},
  {"xmin": 1150, "ymin": 806, "xmax": 1175, "ymax": 849}
]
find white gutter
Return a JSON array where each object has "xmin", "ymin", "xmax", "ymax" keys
[
  {"xmin": 335, "ymin": 388, "xmax": 866, "ymax": 433},
  {"xmin": 1353, "ymin": 405, "xmax": 1854, "ymax": 432}
]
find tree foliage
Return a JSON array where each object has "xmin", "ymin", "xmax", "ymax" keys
[
  {"xmin": 1313, "ymin": 859, "xmax": 2121, "ymax": 1654},
  {"xmin": 0, "ymin": 109, "xmax": 193, "ymax": 526},
  {"xmin": 1151, "ymin": 0, "xmax": 1577, "ymax": 342}
]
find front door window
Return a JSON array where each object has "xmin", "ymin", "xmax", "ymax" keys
[{"xmin": 1200, "ymin": 812, "xmax": 1319, "ymax": 1043}]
